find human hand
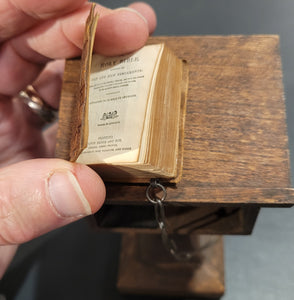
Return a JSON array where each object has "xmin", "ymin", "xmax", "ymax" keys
[{"xmin": 0, "ymin": 0, "xmax": 156, "ymax": 277}]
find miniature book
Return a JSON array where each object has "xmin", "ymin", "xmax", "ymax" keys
[{"xmin": 56, "ymin": 5, "xmax": 188, "ymax": 182}]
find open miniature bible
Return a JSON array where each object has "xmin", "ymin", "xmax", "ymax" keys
[{"xmin": 56, "ymin": 5, "xmax": 188, "ymax": 182}]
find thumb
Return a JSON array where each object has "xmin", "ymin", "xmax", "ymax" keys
[{"xmin": 0, "ymin": 159, "xmax": 105, "ymax": 245}]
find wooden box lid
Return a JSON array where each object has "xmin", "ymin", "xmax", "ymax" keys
[{"xmin": 104, "ymin": 35, "xmax": 293, "ymax": 206}]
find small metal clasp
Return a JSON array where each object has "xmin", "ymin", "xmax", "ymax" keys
[{"xmin": 145, "ymin": 179, "xmax": 167, "ymax": 205}]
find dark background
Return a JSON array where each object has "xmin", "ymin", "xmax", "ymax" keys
[{"xmin": 2, "ymin": 1, "xmax": 294, "ymax": 299}]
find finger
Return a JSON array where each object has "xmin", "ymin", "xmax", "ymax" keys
[
  {"xmin": 32, "ymin": 59, "xmax": 65, "ymax": 109},
  {"xmin": 128, "ymin": 2, "xmax": 157, "ymax": 34},
  {"xmin": 11, "ymin": 3, "xmax": 152, "ymax": 60},
  {"xmin": 0, "ymin": 0, "xmax": 87, "ymax": 41},
  {"xmin": 0, "ymin": 94, "xmax": 47, "ymax": 167},
  {"xmin": 43, "ymin": 122, "xmax": 58, "ymax": 157},
  {"xmin": 93, "ymin": 7, "xmax": 150, "ymax": 56},
  {"xmin": 0, "ymin": 2, "xmax": 156, "ymax": 96},
  {"xmin": 0, "ymin": 42, "xmax": 44, "ymax": 96},
  {"xmin": 0, "ymin": 159, "xmax": 105, "ymax": 245},
  {"xmin": 0, "ymin": 60, "xmax": 63, "ymax": 166}
]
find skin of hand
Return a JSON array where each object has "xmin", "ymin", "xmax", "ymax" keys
[{"xmin": 0, "ymin": 0, "xmax": 156, "ymax": 278}]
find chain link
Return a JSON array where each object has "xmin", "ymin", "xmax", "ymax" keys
[{"xmin": 146, "ymin": 179, "xmax": 195, "ymax": 261}]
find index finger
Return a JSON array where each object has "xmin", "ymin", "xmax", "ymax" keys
[
  {"xmin": 0, "ymin": 0, "xmax": 86, "ymax": 42},
  {"xmin": 0, "ymin": 2, "xmax": 156, "ymax": 96}
]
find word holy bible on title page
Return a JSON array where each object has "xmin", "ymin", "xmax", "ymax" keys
[{"xmin": 56, "ymin": 5, "xmax": 188, "ymax": 182}]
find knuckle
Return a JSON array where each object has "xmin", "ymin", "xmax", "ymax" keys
[
  {"xmin": 0, "ymin": 194, "xmax": 30, "ymax": 244},
  {"xmin": 0, "ymin": 181, "xmax": 37, "ymax": 244}
]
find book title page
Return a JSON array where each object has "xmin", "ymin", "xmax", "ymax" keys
[{"xmin": 77, "ymin": 44, "xmax": 163, "ymax": 164}]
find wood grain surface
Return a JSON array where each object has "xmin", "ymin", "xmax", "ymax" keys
[
  {"xmin": 105, "ymin": 35, "xmax": 294, "ymax": 206},
  {"xmin": 117, "ymin": 233, "xmax": 224, "ymax": 297}
]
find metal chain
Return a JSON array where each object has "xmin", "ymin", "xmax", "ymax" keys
[{"xmin": 146, "ymin": 179, "xmax": 194, "ymax": 261}]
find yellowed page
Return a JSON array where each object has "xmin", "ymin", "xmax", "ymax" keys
[{"xmin": 77, "ymin": 44, "xmax": 163, "ymax": 164}]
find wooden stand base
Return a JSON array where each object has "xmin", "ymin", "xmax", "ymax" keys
[{"xmin": 117, "ymin": 233, "xmax": 224, "ymax": 298}]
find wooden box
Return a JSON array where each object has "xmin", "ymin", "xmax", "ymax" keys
[
  {"xmin": 94, "ymin": 35, "xmax": 294, "ymax": 235},
  {"xmin": 88, "ymin": 35, "xmax": 294, "ymax": 298}
]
